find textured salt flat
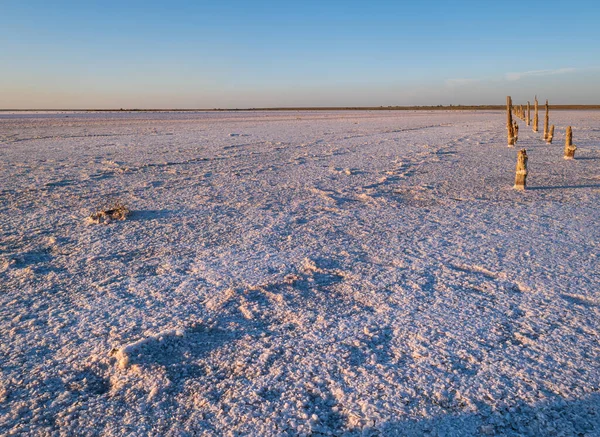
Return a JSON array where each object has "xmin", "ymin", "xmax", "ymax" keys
[{"xmin": 1, "ymin": 110, "xmax": 599, "ymax": 436}]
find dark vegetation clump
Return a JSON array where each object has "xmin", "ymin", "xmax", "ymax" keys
[{"xmin": 89, "ymin": 202, "xmax": 130, "ymax": 224}]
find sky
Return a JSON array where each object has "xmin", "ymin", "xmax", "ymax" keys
[{"xmin": 1, "ymin": 0, "xmax": 600, "ymax": 109}]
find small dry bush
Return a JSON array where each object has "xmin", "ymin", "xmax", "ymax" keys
[{"xmin": 89, "ymin": 201, "xmax": 130, "ymax": 224}]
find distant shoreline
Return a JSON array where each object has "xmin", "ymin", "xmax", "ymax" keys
[{"xmin": 2, "ymin": 105, "xmax": 600, "ymax": 112}]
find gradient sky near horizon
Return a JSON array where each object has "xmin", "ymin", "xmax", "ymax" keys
[{"xmin": 2, "ymin": 0, "xmax": 600, "ymax": 109}]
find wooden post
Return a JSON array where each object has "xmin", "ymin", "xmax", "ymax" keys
[
  {"xmin": 527, "ymin": 101, "xmax": 531, "ymax": 126},
  {"xmin": 514, "ymin": 149, "xmax": 528, "ymax": 190},
  {"xmin": 546, "ymin": 125, "xmax": 554, "ymax": 144},
  {"xmin": 533, "ymin": 97, "xmax": 539, "ymax": 132},
  {"xmin": 564, "ymin": 126, "xmax": 577, "ymax": 159},
  {"xmin": 514, "ymin": 120, "xmax": 519, "ymax": 143},
  {"xmin": 507, "ymin": 96, "xmax": 515, "ymax": 146},
  {"xmin": 543, "ymin": 99, "xmax": 549, "ymax": 141}
]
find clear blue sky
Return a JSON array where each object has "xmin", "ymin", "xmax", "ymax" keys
[{"xmin": 2, "ymin": 0, "xmax": 599, "ymax": 108}]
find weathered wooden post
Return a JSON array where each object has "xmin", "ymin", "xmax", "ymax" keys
[
  {"xmin": 546, "ymin": 125, "xmax": 554, "ymax": 144},
  {"xmin": 514, "ymin": 120, "xmax": 519, "ymax": 143},
  {"xmin": 564, "ymin": 126, "xmax": 577, "ymax": 159},
  {"xmin": 527, "ymin": 101, "xmax": 531, "ymax": 126},
  {"xmin": 533, "ymin": 97, "xmax": 539, "ymax": 132},
  {"xmin": 514, "ymin": 149, "xmax": 528, "ymax": 190},
  {"xmin": 543, "ymin": 99, "xmax": 549, "ymax": 141},
  {"xmin": 507, "ymin": 96, "xmax": 515, "ymax": 146}
]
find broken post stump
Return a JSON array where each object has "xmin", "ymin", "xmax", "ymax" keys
[
  {"xmin": 546, "ymin": 125, "xmax": 554, "ymax": 144},
  {"xmin": 543, "ymin": 99, "xmax": 549, "ymax": 141},
  {"xmin": 514, "ymin": 149, "xmax": 528, "ymax": 190},
  {"xmin": 507, "ymin": 96, "xmax": 515, "ymax": 146},
  {"xmin": 533, "ymin": 97, "xmax": 539, "ymax": 132},
  {"xmin": 564, "ymin": 126, "xmax": 577, "ymax": 159}
]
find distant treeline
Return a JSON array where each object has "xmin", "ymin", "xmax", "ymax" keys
[
  {"xmin": 222, "ymin": 105, "xmax": 600, "ymax": 111},
  {"xmin": 4, "ymin": 105, "xmax": 600, "ymax": 112}
]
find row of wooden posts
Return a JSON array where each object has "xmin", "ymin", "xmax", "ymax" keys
[{"xmin": 507, "ymin": 96, "xmax": 578, "ymax": 190}]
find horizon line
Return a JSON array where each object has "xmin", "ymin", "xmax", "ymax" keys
[{"xmin": 3, "ymin": 104, "xmax": 600, "ymax": 112}]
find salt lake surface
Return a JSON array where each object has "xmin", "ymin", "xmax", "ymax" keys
[{"xmin": 1, "ymin": 110, "xmax": 599, "ymax": 436}]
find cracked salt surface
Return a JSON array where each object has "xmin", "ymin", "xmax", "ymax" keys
[{"xmin": 1, "ymin": 110, "xmax": 599, "ymax": 436}]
